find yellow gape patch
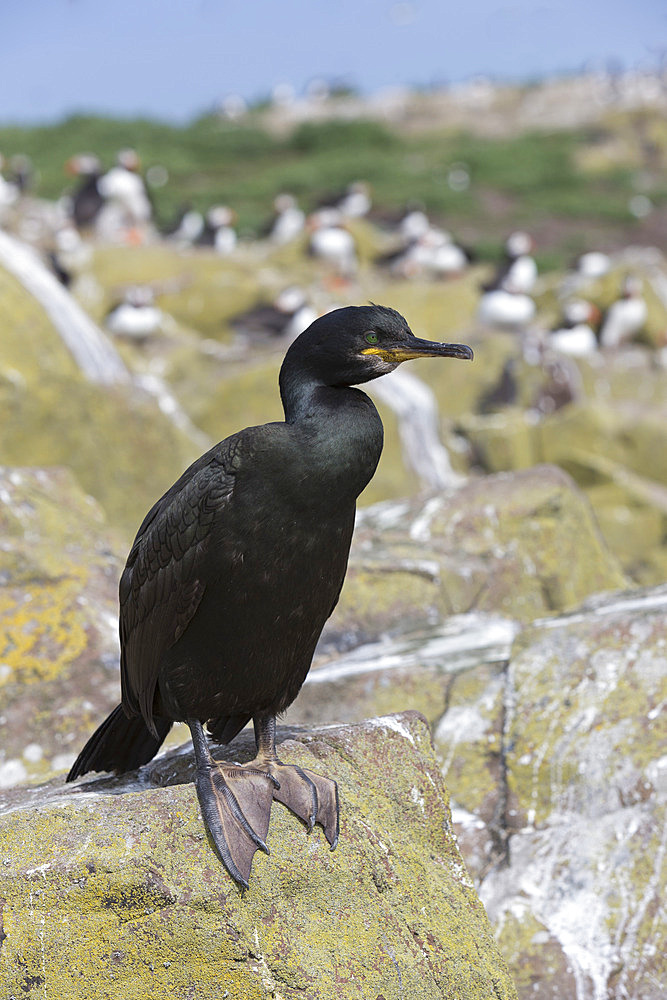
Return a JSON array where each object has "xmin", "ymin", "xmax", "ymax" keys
[{"xmin": 361, "ymin": 346, "xmax": 430, "ymax": 362}]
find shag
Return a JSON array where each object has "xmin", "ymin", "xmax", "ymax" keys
[{"xmin": 67, "ymin": 304, "xmax": 473, "ymax": 888}]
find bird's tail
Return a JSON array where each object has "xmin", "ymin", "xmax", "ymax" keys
[{"xmin": 67, "ymin": 704, "xmax": 172, "ymax": 781}]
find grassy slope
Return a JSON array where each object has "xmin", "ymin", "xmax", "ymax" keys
[{"xmin": 1, "ymin": 110, "xmax": 665, "ymax": 267}]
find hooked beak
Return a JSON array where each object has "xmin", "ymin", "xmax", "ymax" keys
[{"xmin": 362, "ymin": 337, "xmax": 474, "ymax": 363}]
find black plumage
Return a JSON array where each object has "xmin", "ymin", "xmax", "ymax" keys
[
  {"xmin": 68, "ymin": 304, "xmax": 473, "ymax": 887},
  {"xmin": 229, "ymin": 302, "xmax": 295, "ymax": 338},
  {"xmin": 71, "ymin": 171, "xmax": 104, "ymax": 230}
]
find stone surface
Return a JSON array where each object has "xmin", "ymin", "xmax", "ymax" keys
[
  {"xmin": 2, "ymin": 225, "xmax": 665, "ymax": 998},
  {"xmin": 289, "ymin": 614, "xmax": 518, "ymax": 735},
  {"xmin": 2, "ymin": 460, "xmax": 623, "ymax": 790},
  {"xmin": 0, "ymin": 460, "xmax": 663, "ymax": 997},
  {"xmin": 7, "ymin": 232, "xmax": 667, "ymax": 582},
  {"xmin": 434, "ymin": 586, "xmax": 667, "ymax": 1000},
  {"xmin": 454, "ymin": 347, "xmax": 667, "ymax": 586},
  {"xmin": 327, "ymin": 465, "xmax": 626, "ymax": 646},
  {"xmin": 0, "ymin": 713, "xmax": 517, "ymax": 1000},
  {"xmin": 0, "ymin": 466, "xmax": 124, "ymax": 787},
  {"xmin": 0, "ymin": 261, "xmax": 199, "ymax": 538}
]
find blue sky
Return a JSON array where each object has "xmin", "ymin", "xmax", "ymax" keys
[{"xmin": 2, "ymin": 0, "xmax": 665, "ymax": 123}]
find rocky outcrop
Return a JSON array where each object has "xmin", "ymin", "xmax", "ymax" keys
[
  {"xmin": 289, "ymin": 586, "xmax": 667, "ymax": 1000},
  {"xmin": 327, "ymin": 464, "xmax": 626, "ymax": 648},
  {"xmin": 0, "ymin": 259, "xmax": 199, "ymax": 538},
  {"xmin": 0, "ymin": 467, "xmax": 124, "ymax": 786},
  {"xmin": 478, "ymin": 587, "xmax": 667, "ymax": 1000},
  {"xmin": 454, "ymin": 344, "xmax": 667, "ymax": 585},
  {"xmin": 3, "ymin": 124, "xmax": 667, "ymax": 1000},
  {"xmin": 1, "ymin": 461, "xmax": 624, "ymax": 790},
  {"xmin": 11, "ymin": 233, "xmax": 667, "ymax": 587},
  {"xmin": 0, "ymin": 713, "xmax": 518, "ymax": 1000}
]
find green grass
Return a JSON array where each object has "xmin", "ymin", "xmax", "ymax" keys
[{"xmin": 0, "ymin": 110, "xmax": 662, "ymax": 260}]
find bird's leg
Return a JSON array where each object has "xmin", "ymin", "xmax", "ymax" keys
[
  {"xmin": 187, "ymin": 719, "xmax": 278, "ymax": 889},
  {"xmin": 252, "ymin": 714, "xmax": 340, "ymax": 850}
]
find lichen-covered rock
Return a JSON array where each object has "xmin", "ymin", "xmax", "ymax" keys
[
  {"xmin": 448, "ymin": 336, "xmax": 667, "ymax": 585},
  {"xmin": 0, "ymin": 713, "xmax": 518, "ymax": 1000},
  {"xmin": 538, "ymin": 400, "xmax": 667, "ymax": 488},
  {"xmin": 0, "ymin": 261, "xmax": 199, "ymax": 537},
  {"xmin": 289, "ymin": 614, "xmax": 518, "ymax": 737},
  {"xmin": 434, "ymin": 586, "xmax": 667, "ymax": 1000},
  {"xmin": 328, "ymin": 465, "xmax": 626, "ymax": 645},
  {"xmin": 0, "ymin": 466, "xmax": 125, "ymax": 786},
  {"xmin": 457, "ymin": 409, "xmax": 536, "ymax": 473}
]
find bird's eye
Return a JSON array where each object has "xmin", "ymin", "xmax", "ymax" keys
[{"xmin": 365, "ymin": 332, "xmax": 379, "ymax": 344}]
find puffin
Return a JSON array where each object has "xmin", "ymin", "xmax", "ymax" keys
[
  {"xmin": 267, "ymin": 193, "xmax": 306, "ymax": 245},
  {"xmin": 599, "ymin": 276, "xmax": 647, "ymax": 348},
  {"xmin": 482, "ymin": 231, "xmax": 537, "ymax": 296},
  {"xmin": 195, "ymin": 206, "xmax": 238, "ymax": 255},
  {"xmin": 307, "ymin": 209, "xmax": 358, "ymax": 279},
  {"xmin": 105, "ymin": 286, "xmax": 165, "ymax": 339},
  {"xmin": 549, "ymin": 300, "xmax": 601, "ymax": 357},
  {"xmin": 65, "ymin": 153, "xmax": 105, "ymax": 230}
]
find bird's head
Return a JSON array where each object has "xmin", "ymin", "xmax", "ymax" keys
[{"xmin": 281, "ymin": 304, "xmax": 473, "ymax": 394}]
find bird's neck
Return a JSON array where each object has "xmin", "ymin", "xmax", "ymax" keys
[
  {"xmin": 279, "ymin": 364, "xmax": 369, "ymax": 425},
  {"xmin": 279, "ymin": 369, "xmax": 384, "ymax": 501}
]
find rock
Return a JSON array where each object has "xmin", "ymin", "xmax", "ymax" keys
[
  {"xmin": 5, "ymin": 460, "xmax": 621, "ymax": 788},
  {"xmin": 445, "ymin": 329, "xmax": 667, "ymax": 586},
  {"xmin": 0, "ymin": 260, "xmax": 199, "ymax": 537},
  {"xmin": 538, "ymin": 401, "xmax": 667, "ymax": 490},
  {"xmin": 289, "ymin": 613, "xmax": 518, "ymax": 734},
  {"xmin": 0, "ymin": 457, "xmax": 661, "ymax": 996},
  {"xmin": 0, "ymin": 467, "xmax": 124, "ymax": 786},
  {"xmin": 457, "ymin": 389, "xmax": 667, "ymax": 585},
  {"xmin": 0, "ymin": 713, "xmax": 518, "ymax": 1000},
  {"xmin": 557, "ymin": 450, "xmax": 667, "ymax": 583},
  {"xmin": 538, "ymin": 402, "xmax": 667, "ymax": 582},
  {"xmin": 458, "ymin": 409, "xmax": 536, "ymax": 473},
  {"xmin": 328, "ymin": 465, "xmax": 626, "ymax": 645},
  {"xmin": 434, "ymin": 585, "xmax": 667, "ymax": 1000}
]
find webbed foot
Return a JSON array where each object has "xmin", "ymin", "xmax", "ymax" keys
[
  {"xmin": 188, "ymin": 719, "xmax": 279, "ymax": 888},
  {"xmin": 268, "ymin": 761, "xmax": 339, "ymax": 849},
  {"xmin": 253, "ymin": 715, "xmax": 339, "ymax": 850}
]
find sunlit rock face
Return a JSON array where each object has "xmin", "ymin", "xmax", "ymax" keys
[
  {"xmin": 478, "ymin": 588, "xmax": 667, "ymax": 1000},
  {"xmin": 434, "ymin": 587, "xmax": 667, "ymax": 1000},
  {"xmin": 325, "ymin": 464, "xmax": 626, "ymax": 651},
  {"xmin": 455, "ymin": 346, "xmax": 667, "ymax": 588},
  {"xmin": 0, "ymin": 714, "xmax": 518, "ymax": 1000},
  {"xmin": 0, "ymin": 255, "xmax": 199, "ymax": 539},
  {"xmin": 282, "ymin": 482, "xmax": 663, "ymax": 999},
  {"xmin": 0, "ymin": 466, "xmax": 124, "ymax": 788},
  {"xmin": 289, "ymin": 586, "xmax": 667, "ymax": 999}
]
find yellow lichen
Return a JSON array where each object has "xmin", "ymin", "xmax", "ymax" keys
[
  {"xmin": 0, "ymin": 716, "xmax": 518, "ymax": 1000},
  {"xmin": 0, "ymin": 573, "xmax": 89, "ymax": 685}
]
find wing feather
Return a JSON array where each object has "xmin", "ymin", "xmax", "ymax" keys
[{"xmin": 119, "ymin": 440, "xmax": 238, "ymax": 731}]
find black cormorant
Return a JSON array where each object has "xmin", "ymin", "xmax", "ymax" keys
[{"xmin": 67, "ymin": 304, "xmax": 473, "ymax": 888}]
